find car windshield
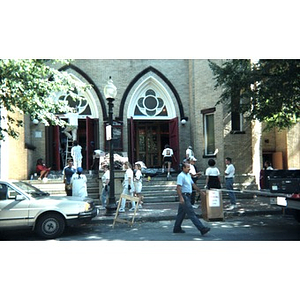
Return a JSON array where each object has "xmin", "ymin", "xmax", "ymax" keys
[{"xmin": 13, "ymin": 181, "xmax": 50, "ymax": 198}]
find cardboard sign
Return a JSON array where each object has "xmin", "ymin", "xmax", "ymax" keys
[{"xmin": 208, "ymin": 190, "xmax": 220, "ymax": 207}]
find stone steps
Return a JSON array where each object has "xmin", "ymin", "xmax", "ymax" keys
[
  {"xmin": 26, "ymin": 175, "xmax": 100, "ymax": 199},
  {"xmin": 27, "ymin": 172, "xmax": 258, "ymax": 205}
]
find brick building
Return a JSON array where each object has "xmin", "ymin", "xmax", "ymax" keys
[{"xmin": 0, "ymin": 59, "xmax": 299, "ymax": 184}]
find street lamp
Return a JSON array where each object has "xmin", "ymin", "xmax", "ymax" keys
[{"xmin": 104, "ymin": 77, "xmax": 118, "ymax": 216}]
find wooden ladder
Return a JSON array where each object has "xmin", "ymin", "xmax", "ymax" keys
[{"xmin": 112, "ymin": 194, "xmax": 141, "ymax": 228}]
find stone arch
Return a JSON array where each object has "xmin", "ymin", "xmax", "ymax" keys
[
  {"xmin": 127, "ymin": 76, "xmax": 176, "ymax": 119},
  {"xmin": 118, "ymin": 66, "xmax": 186, "ymax": 121},
  {"xmin": 59, "ymin": 64, "xmax": 107, "ymax": 119}
]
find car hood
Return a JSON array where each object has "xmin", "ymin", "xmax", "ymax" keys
[{"xmin": 36, "ymin": 195, "xmax": 93, "ymax": 202}]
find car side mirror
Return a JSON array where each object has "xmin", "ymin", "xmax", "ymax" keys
[
  {"xmin": 15, "ymin": 195, "xmax": 25, "ymax": 201},
  {"xmin": 8, "ymin": 191, "xmax": 25, "ymax": 201}
]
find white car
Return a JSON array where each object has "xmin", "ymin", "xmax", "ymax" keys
[{"xmin": 0, "ymin": 180, "xmax": 98, "ymax": 239}]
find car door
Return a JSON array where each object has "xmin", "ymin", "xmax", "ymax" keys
[{"xmin": 0, "ymin": 183, "xmax": 30, "ymax": 228}]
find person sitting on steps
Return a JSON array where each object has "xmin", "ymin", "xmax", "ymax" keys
[{"xmin": 36, "ymin": 158, "xmax": 51, "ymax": 181}]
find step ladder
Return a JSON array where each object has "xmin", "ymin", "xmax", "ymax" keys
[
  {"xmin": 65, "ymin": 138, "xmax": 73, "ymax": 166},
  {"xmin": 112, "ymin": 194, "xmax": 141, "ymax": 228}
]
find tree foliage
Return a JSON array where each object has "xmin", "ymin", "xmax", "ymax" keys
[
  {"xmin": 209, "ymin": 59, "xmax": 300, "ymax": 130},
  {"xmin": 0, "ymin": 59, "xmax": 90, "ymax": 140}
]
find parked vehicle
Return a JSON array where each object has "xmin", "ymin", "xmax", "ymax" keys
[
  {"xmin": 266, "ymin": 170, "xmax": 300, "ymax": 222},
  {"xmin": 0, "ymin": 180, "xmax": 98, "ymax": 239}
]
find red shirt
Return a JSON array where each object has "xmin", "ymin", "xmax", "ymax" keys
[{"xmin": 36, "ymin": 164, "xmax": 48, "ymax": 173}]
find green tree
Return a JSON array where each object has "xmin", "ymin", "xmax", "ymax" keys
[
  {"xmin": 0, "ymin": 59, "xmax": 90, "ymax": 140},
  {"xmin": 209, "ymin": 59, "xmax": 300, "ymax": 130}
]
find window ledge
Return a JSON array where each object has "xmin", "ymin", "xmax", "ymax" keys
[{"xmin": 230, "ymin": 130, "xmax": 246, "ymax": 134}]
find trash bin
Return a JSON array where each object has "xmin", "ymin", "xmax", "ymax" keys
[{"xmin": 201, "ymin": 189, "xmax": 224, "ymax": 221}]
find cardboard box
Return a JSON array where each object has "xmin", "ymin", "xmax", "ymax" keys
[{"xmin": 201, "ymin": 189, "xmax": 224, "ymax": 221}]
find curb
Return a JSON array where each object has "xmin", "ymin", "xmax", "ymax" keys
[{"xmin": 91, "ymin": 208, "xmax": 283, "ymax": 225}]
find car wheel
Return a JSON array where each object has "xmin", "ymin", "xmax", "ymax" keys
[{"xmin": 35, "ymin": 213, "xmax": 66, "ymax": 239}]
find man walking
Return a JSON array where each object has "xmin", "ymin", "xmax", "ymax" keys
[
  {"xmin": 173, "ymin": 162, "xmax": 210, "ymax": 236},
  {"xmin": 225, "ymin": 157, "xmax": 237, "ymax": 210}
]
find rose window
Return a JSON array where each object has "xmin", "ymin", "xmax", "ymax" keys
[{"xmin": 134, "ymin": 89, "xmax": 167, "ymax": 117}]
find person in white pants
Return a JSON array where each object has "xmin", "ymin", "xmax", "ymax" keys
[
  {"xmin": 134, "ymin": 162, "xmax": 143, "ymax": 208},
  {"xmin": 71, "ymin": 141, "xmax": 82, "ymax": 169},
  {"xmin": 119, "ymin": 162, "xmax": 135, "ymax": 212}
]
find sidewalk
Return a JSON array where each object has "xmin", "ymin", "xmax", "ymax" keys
[{"xmin": 92, "ymin": 195, "xmax": 283, "ymax": 224}]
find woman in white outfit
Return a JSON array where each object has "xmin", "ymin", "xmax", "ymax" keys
[
  {"xmin": 71, "ymin": 141, "xmax": 82, "ymax": 169},
  {"xmin": 71, "ymin": 167, "xmax": 88, "ymax": 198},
  {"xmin": 134, "ymin": 163, "xmax": 143, "ymax": 208},
  {"xmin": 119, "ymin": 162, "xmax": 135, "ymax": 212}
]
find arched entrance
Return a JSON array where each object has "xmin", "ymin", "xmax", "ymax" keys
[
  {"xmin": 127, "ymin": 76, "xmax": 180, "ymax": 169},
  {"xmin": 47, "ymin": 74, "xmax": 100, "ymax": 171}
]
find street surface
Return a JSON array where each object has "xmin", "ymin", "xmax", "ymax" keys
[
  {"xmin": 1, "ymin": 214, "xmax": 300, "ymax": 241},
  {"xmin": 2, "ymin": 214, "xmax": 300, "ymax": 300}
]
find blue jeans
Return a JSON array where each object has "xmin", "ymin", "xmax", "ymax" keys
[
  {"xmin": 173, "ymin": 194, "xmax": 206, "ymax": 232},
  {"xmin": 225, "ymin": 178, "xmax": 236, "ymax": 205},
  {"xmin": 101, "ymin": 186, "xmax": 109, "ymax": 207}
]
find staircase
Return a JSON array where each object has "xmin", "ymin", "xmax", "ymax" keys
[
  {"xmin": 27, "ymin": 170, "xmax": 259, "ymax": 205},
  {"xmin": 141, "ymin": 172, "xmax": 259, "ymax": 203},
  {"xmin": 141, "ymin": 174, "xmax": 178, "ymax": 203},
  {"xmin": 27, "ymin": 171, "xmax": 100, "ymax": 200}
]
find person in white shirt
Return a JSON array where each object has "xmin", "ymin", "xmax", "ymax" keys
[
  {"xmin": 71, "ymin": 141, "xmax": 83, "ymax": 169},
  {"xmin": 63, "ymin": 109, "xmax": 79, "ymax": 141},
  {"xmin": 264, "ymin": 161, "xmax": 273, "ymax": 170},
  {"xmin": 134, "ymin": 163, "xmax": 143, "ymax": 208},
  {"xmin": 185, "ymin": 146, "xmax": 194, "ymax": 160},
  {"xmin": 71, "ymin": 167, "xmax": 88, "ymax": 198},
  {"xmin": 119, "ymin": 162, "xmax": 136, "ymax": 212},
  {"xmin": 205, "ymin": 159, "xmax": 221, "ymax": 189},
  {"xmin": 162, "ymin": 144, "xmax": 174, "ymax": 178},
  {"xmin": 101, "ymin": 165, "xmax": 110, "ymax": 208},
  {"xmin": 225, "ymin": 157, "xmax": 237, "ymax": 210},
  {"xmin": 189, "ymin": 156, "xmax": 201, "ymax": 207}
]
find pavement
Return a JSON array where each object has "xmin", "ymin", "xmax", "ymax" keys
[{"xmin": 93, "ymin": 194, "xmax": 284, "ymax": 225}]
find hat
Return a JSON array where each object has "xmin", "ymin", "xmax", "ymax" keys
[
  {"xmin": 77, "ymin": 167, "xmax": 83, "ymax": 173},
  {"xmin": 190, "ymin": 156, "xmax": 197, "ymax": 161},
  {"xmin": 188, "ymin": 146, "xmax": 193, "ymax": 149}
]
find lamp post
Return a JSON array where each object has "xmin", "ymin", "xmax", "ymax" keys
[{"xmin": 104, "ymin": 77, "xmax": 118, "ymax": 216}]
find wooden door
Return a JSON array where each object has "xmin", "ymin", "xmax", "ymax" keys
[
  {"xmin": 169, "ymin": 117, "xmax": 179, "ymax": 169},
  {"xmin": 86, "ymin": 117, "xmax": 95, "ymax": 170}
]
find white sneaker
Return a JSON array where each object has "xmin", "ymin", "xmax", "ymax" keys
[
  {"xmin": 227, "ymin": 205, "xmax": 236, "ymax": 210},
  {"xmin": 192, "ymin": 204, "xmax": 199, "ymax": 209},
  {"xmin": 129, "ymin": 207, "xmax": 135, "ymax": 211},
  {"xmin": 138, "ymin": 204, "xmax": 143, "ymax": 209},
  {"xmin": 118, "ymin": 208, "xmax": 125, "ymax": 213}
]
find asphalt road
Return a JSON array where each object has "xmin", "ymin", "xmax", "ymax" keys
[{"xmin": 1, "ymin": 214, "xmax": 300, "ymax": 241}]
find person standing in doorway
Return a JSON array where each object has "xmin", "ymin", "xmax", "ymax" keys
[
  {"xmin": 71, "ymin": 167, "xmax": 88, "ymax": 198},
  {"xmin": 119, "ymin": 162, "xmax": 136, "ymax": 213},
  {"xmin": 101, "ymin": 165, "xmax": 110, "ymax": 209},
  {"xmin": 63, "ymin": 159, "xmax": 76, "ymax": 196},
  {"xmin": 162, "ymin": 144, "xmax": 174, "ymax": 179},
  {"xmin": 71, "ymin": 141, "xmax": 83, "ymax": 169},
  {"xmin": 173, "ymin": 162, "xmax": 210, "ymax": 236},
  {"xmin": 264, "ymin": 161, "xmax": 273, "ymax": 170},
  {"xmin": 225, "ymin": 157, "xmax": 237, "ymax": 210}
]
